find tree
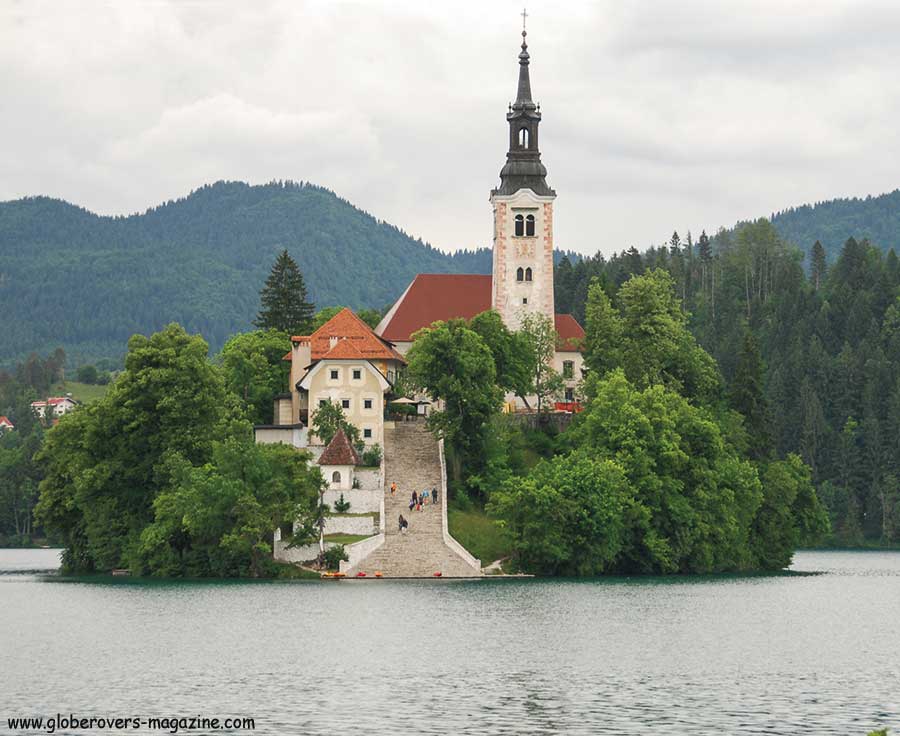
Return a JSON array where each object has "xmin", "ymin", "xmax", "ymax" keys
[
  {"xmin": 254, "ymin": 249, "xmax": 315, "ymax": 335},
  {"xmin": 519, "ymin": 312, "xmax": 564, "ymax": 414},
  {"xmin": 489, "ymin": 454, "xmax": 630, "ymax": 575},
  {"xmin": 36, "ymin": 324, "xmax": 234, "ymax": 573},
  {"xmin": 751, "ymin": 455, "xmax": 829, "ymax": 569},
  {"xmin": 405, "ymin": 319, "xmax": 502, "ymax": 486},
  {"xmin": 220, "ymin": 329, "xmax": 290, "ymax": 424},
  {"xmin": 76, "ymin": 364, "xmax": 99, "ymax": 384},
  {"xmin": 572, "ymin": 370, "xmax": 763, "ymax": 574},
  {"xmin": 137, "ymin": 437, "xmax": 323, "ymax": 577},
  {"xmin": 583, "ymin": 278, "xmax": 623, "ymax": 376},
  {"xmin": 729, "ymin": 331, "xmax": 773, "ymax": 460},
  {"xmin": 469, "ymin": 310, "xmax": 535, "ymax": 404},
  {"xmin": 810, "ymin": 240, "xmax": 827, "ymax": 291},
  {"xmin": 310, "ymin": 400, "xmax": 360, "ymax": 448},
  {"xmin": 613, "ymin": 269, "xmax": 720, "ymax": 403}
]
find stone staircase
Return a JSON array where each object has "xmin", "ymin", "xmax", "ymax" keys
[{"xmin": 346, "ymin": 422, "xmax": 481, "ymax": 578}]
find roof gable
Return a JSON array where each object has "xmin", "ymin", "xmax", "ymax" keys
[
  {"xmin": 293, "ymin": 308, "xmax": 405, "ymax": 363},
  {"xmin": 377, "ymin": 274, "xmax": 493, "ymax": 342},
  {"xmin": 555, "ymin": 314, "xmax": 585, "ymax": 352},
  {"xmin": 318, "ymin": 428, "xmax": 361, "ymax": 466}
]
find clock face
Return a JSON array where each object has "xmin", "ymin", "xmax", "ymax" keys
[{"xmin": 515, "ymin": 240, "xmax": 535, "ymax": 258}]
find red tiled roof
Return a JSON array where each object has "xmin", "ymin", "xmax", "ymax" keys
[
  {"xmin": 555, "ymin": 314, "xmax": 585, "ymax": 352},
  {"xmin": 290, "ymin": 308, "xmax": 404, "ymax": 364},
  {"xmin": 318, "ymin": 428, "xmax": 361, "ymax": 466},
  {"xmin": 319, "ymin": 339, "xmax": 367, "ymax": 361},
  {"xmin": 0, "ymin": 416, "xmax": 13, "ymax": 427},
  {"xmin": 378, "ymin": 274, "xmax": 493, "ymax": 342},
  {"xmin": 30, "ymin": 397, "xmax": 75, "ymax": 407}
]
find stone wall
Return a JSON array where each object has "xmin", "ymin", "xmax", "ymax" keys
[
  {"xmin": 323, "ymin": 488, "xmax": 381, "ymax": 514},
  {"xmin": 324, "ymin": 514, "xmax": 376, "ymax": 536}
]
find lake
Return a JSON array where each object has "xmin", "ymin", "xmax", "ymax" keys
[{"xmin": 1, "ymin": 549, "xmax": 898, "ymax": 735}]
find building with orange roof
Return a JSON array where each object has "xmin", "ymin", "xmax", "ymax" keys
[{"xmin": 256, "ymin": 307, "xmax": 405, "ymax": 449}]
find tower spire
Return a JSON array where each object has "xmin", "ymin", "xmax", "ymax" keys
[
  {"xmin": 492, "ymin": 13, "xmax": 553, "ymax": 198},
  {"xmin": 515, "ymin": 10, "xmax": 534, "ymax": 108}
]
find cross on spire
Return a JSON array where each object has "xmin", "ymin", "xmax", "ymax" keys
[{"xmin": 521, "ymin": 7, "xmax": 528, "ymax": 32}]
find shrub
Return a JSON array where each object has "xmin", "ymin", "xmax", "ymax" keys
[
  {"xmin": 333, "ymin": 493, "xmax": 351, "ymax": 513},
  {"xmin": 361, "ymin": 443, "xmax": 382, "ymax": 467},
  {"xmin": 322, "ymin": 544, "xmax": 348, "ymax": 571}
]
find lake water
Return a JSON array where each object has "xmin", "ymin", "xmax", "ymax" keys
[{"xmin": 1, "ymin": 549, "xmax": 898, "ymax": 735}]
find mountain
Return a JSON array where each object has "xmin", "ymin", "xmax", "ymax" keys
[
  {"xmin": 0, "ymin": 180, "xmax": 495, "ymax": 366},
  {"xmin": 771, "ymin": 188, "xmax": 900, "ymax": 264}
]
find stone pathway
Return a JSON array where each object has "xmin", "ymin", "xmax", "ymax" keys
[{"xmin": 346, "ymin": 422, "xmax": 481, "ymax": 577}]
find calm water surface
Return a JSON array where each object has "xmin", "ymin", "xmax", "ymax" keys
[{"xmin": 1, "ymin": 549, "xmax": 898, "ymax": 735}]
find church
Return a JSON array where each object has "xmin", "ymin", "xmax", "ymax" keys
[
  {"xmin": 258, "ymin": 23, "xmax": 585, "ymax": 454},
  {"xmin": 375, "ymin": 24, "xmax": 585, "ymax": 409}
]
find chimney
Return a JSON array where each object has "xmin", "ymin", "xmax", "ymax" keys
[{"xmin": 329, "ymin": 336, "xmax": 339, "ymax": 349}]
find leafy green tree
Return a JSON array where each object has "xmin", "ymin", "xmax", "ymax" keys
[
  {"xmin": 356, "ymin": 308, "xmax": 383, "ymax": 329},
  {"xmin": 489, "ymin": 454, "xmax": 630, "ymax": 575},
  {"xmin": 405, "ymin": 319, "xmax": 502, "ymax": 486},
  {"xmin": 137, "ymin": 437, "xmax": 323, "ymax": 577},
  {"xmin": 583, "ymin": 279, "xmax": 622, "ymax": 376},
  {"xmin": 470, "ymin": 310, "xmax": 535, "ymax": 404},
  {"xmin": 519, "ymin": 312, "xmax": 564, "ymax": 414},
  {"xmin": 310, "ymin": 399, "xmax": 360, "ymax": 449},
  {"xmin": 36, "ymin": 324, "xmax": 234, "ymax": 572},
  {"xmin": 219, "ymin": 329, "xmax": 290, "ymax": 424},
  {"xmin": 751, "ymin": 455, "xmax": 829, "ymax": 569},
  {"xmin": 76, "ymin": 364, "xmax": 99, "ymax": 384},
  {"xmin": 572, "ymin": 370, "xmax": 762, "ymax": 573},
  {"xmin": 254, "ymin": 249, "xmax": 315, "ymax": 335}
]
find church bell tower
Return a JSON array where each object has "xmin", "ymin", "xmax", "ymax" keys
[{"xmin": 490, "ymin": 20, "xmax": 556, "ymax": 331}]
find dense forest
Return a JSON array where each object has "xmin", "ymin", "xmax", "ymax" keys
[
  {"xmin": 556, "ymin": 221, "xmax": 900, "ymax": 545},
  {"xmin": 771, "ymin": 188, "xmax": 900, "ymax": 266},
  {"xmin": 0, "ymin": 181, "xmax": 494, "ymax": 366}
]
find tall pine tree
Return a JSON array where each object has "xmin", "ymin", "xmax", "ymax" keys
[
  {"xmin": 254, "ymin": 250, "xmax": 315, "ymax": 335},
  {"xmin": 729, "ymin": 331, "xmax": 773, "ymax": 460}
]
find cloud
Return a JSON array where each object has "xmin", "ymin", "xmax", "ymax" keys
[{"xmin": 2, "ymin": 0, "xmax": 900, "ymax": 255}]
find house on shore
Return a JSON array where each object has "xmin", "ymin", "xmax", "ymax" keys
[{"xmin": 255, "ymin": 307, "xmax": 405, "ymax": 449}]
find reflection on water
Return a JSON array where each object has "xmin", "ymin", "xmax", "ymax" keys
[{"xmin": 1, "ymin": 550, "xmax": 898, "ymax": 735}]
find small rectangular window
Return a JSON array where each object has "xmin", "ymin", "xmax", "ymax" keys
[
  {"xmin": 565, "ymin": 388, "xmax": 575, "ymax": 402},
  {"xmin": 341, "ymin": 399, "xmax": 350, "ymax": 409},
  {"xmin": 364, "ymin": 399, "xmax": 373, "ymax": 409},
  {"xmin": 563, "ymin": 361, "xmax": 574, "ymax": 379},
  {"xmin": 352, "ymin": 369, "xmax": 362, "ymax": 380},
  {"xmin": 522, "ymin": 297, "xmax": 528, "ymax": 305},
  {"xmin": 319, "ymin": 399, "xmax": 327, "ymax": 407},
  {"xmin": 363, "ymin": 428, "xmax": 372, "ymax": 438},
  {"xmin": 330, "ymin": 369, "xmax": 339, "ymax": 380}
]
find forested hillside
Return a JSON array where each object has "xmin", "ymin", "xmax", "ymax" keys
[
  {"xmin": 557, "ymin": 225, "xmax": 900, "ymax": 544},
  {"xmin": 771, "ymin": 189, "xmax": 900, "ymax": 265},
  {"xmin": 0, "ymin": 181, "xmax": 493, "ymax": 366}
]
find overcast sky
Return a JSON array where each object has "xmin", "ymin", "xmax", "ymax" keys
[{"xmin": 2, "ymin": 0, "xmax": 900, "ymax": 256}]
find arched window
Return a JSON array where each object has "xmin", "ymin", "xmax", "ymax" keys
[
  {"xmin": 525, "ymin": 267, "xmax": 533, "ymax": 282},
  {"xmin": 332, "ymin": 471, "xmax": 341, "ymax": 484},
  {"xmin": 519, "ymin": 127, "xmax": 530, "ymax": 148},
  {"xmin": 516, "ymin": 267, "xmax": 525, "ymax": 282},
  {"xmin": 514, "ymin": 214, "xmax": 524, "ymax": 236},
  {"xmin": 525, "ymin": 214, "xmax": 535, "ymax": 236}
]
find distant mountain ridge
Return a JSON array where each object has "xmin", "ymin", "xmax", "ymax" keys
[
  {"xmin": 0, "ymin": 180, "xmax": 497, "ymax": 366},
  {"xmin": 771, "ymin": 188, "xmax": 900, "ymax": 263}
]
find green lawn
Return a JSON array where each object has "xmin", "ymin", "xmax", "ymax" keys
[
  {"xmin": 448, "ymin": 506, "xmax": 513, "ymax": 565},
  {"xmin": 323, "ymin": 534, "xmax": 372, "ymax": 545},
  {"xmin": 50, "ymin": 381, "xmax": 109, "ymax": 404}
]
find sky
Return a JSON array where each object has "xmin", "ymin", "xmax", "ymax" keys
[{"xmin": 2, "ymin": 0, "xmax": 900, "ymax": 256}]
